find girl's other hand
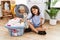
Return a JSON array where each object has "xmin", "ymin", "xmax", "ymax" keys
[{"xmin": 20, "ymin": 18, "xmax": 24, "ymax": 22}]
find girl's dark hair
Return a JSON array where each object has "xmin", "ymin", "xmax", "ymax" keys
[{"xmin": 31, "ymin": 5, "xmax": 40, "ymax": 18}]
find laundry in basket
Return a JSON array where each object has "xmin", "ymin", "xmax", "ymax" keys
[{"xmin": 5, "ymin": 18, "xmax": 25, "ymax": 36}]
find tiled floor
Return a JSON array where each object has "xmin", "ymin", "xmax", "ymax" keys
[{"xmin": 0, "ymin": 18, "xmax": 60, "ymax": 40}]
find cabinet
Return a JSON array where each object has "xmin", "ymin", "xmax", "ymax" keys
[{"xmin": 1, "ymin": 1, "xmax": 13, "ymax": 18}]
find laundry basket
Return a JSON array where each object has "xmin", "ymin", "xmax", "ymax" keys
[{"xmin": 5, "ymin": 23, "xmax": 25, "ymax": 36}]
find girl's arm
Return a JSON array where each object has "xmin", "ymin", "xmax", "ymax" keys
[
  {"xmin": 40, "ymin": 18, "xmax": 47, "ymax": 30},
  {"xmin": 20, "ymin": 18, "xmax": 24, "ymax": 22},
  {"xmin": 39, "ymin": 18, "xmax": 44, "ymax": 27},
  {"xmin": 39, "ymin": 13, "xmax": 44, "ymax": 27}
]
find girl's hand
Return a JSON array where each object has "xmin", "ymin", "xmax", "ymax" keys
[
  {"xmin": 39, "ymin": 25, "xmax": 46, "ymax": 31},
  {"xmin": 20, "ymin": 18, "xmax": 24, "ymax": 22},
  {"xmin": 27, "ymin": 20, "xmax": 30, "ymax": 22},
  {"xmin": 40, "ymin": 24, "xmax": 43, "ymax": 27},
  {"xmin": 42, "ymin": 25, "xmax": 46, "ymax": 31}
]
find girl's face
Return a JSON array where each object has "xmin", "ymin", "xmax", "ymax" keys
[
  {"xmin": 32, "ymin": 8, "xmax": 38, "ymax": 15},
  {"xmin": 19, "ymin": 8, "xmax": 26, "ymax": 14}
]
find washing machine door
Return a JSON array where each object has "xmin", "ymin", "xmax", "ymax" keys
[{"xmin": 14, "ymin": 4, "xmax": 29, "ymax": 18}]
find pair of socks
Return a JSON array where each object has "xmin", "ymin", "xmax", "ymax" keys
[
  {"xmin": 24, "ymin": 28, "xmax": 32, "ymax": 33},
  {"xmin": 24, "ymin": 28, "xmax": 46, "ymax": 35},
  {"xmin": 38, "ymin": 31, "xmax": 46, "ymax": 35}
]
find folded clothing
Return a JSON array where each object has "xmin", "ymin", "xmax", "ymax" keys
[
  {"xmin": 5, "ymin": 18, "xmax": 25, "ymax": 28},
  {"xmin": 8, "ymin": 18, "xmax": 20, "ymax": 23},
  {"xmin": 6, "ymin": 22, "xmax": 25, "ymax": 27}
]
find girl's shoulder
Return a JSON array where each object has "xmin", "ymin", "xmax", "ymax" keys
[{"xmin": 39, "ymin": 13, "xmax": 44, "ymax": 18}]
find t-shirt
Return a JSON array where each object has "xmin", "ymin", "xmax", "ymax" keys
[{"xmin": 27, "ymin": 13, "xmax": 44, "ymax": 27}]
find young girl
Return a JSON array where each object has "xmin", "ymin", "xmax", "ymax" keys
[
  {"xmin": 14, "ymin": 6, "xmax": 28, "ymax": 28},
  {"xmin": 27, "ymin": 5, "xmax": 46, "ymax": 35}
]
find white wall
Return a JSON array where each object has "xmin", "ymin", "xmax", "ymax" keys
[
  {"xmin": 56, "ymin": 11, "xmax": 60, "ymax": 21},
  {"xmin": 0, "ymin": 0, "xmax": 60, "ymax": 21},
  {"xmin": 15, "ymin": 0, "xmax": 28, "ymax": 5}
]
